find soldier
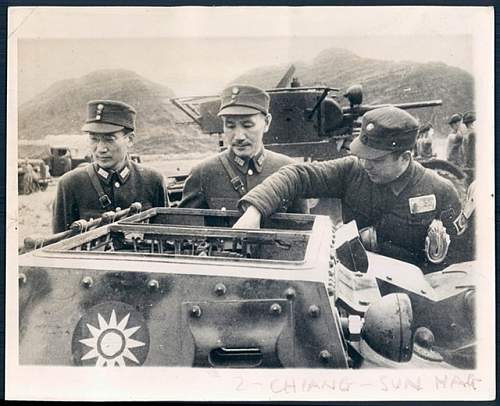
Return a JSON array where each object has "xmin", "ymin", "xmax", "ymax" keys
[
  {"xmin": 462, "ymin": 111, "xmax": 476, "ymax": 177},
  {"xmin": 446, "ymin": 113, "xmax": 464, "ymax": 166},
  {"xmin": 178, "ymin": 84, "xmax": 307, "ymax": 213},
  {"xmin": 415, "ymin": 122, "xmax": 434, "ymax": 160},
  {"xmin": 52, "ymin": 100, "xmax": 166, "ymax": 233},
  {"xmin": 234, "ymin": 106, "xmax": 463, "ymax": 269}
]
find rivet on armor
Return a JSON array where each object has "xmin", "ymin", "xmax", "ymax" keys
[
  {"xmin": 147, "ymin": 279, "xmax": 160, "ymax": 291},
  {"xmin": 319, "ymin": 350, "xmax": 332, "ymax": 362},
  {"xmin": 284, "ymin": 287, "xmax": 296, "ymax": 299},
  {"xmin": 190, "ymin": 305, "xmax": 202, "ymax": 318},
  {"xmin": 18, "ymin": 273, "xmax": 27, "ymax": 286},
  {"xmin": 81, "ymin": 276, "xmax": 93, "ymax": 289},
  {"xmin": 358, "ymin": 300, "xmax": 370, "ymax": 306},
  {"xmin": 420, "ymin": 289, "xmax": 427, "ymax": 295},
  {"xmin": 329, "ymin": 260, "xmax": 335, "ymax": 268},
  {"xmin": 328, "ymin": 269, "xmax": 334, "ymax": 277},
  {"xmin": 308, "ymin": 304, "xmax": 320, "ymax": 318},
  {"xmin": 214, "ymin": 283, "xmax": 227, "ymax": 296},
  {"xmin": 327, "ymin": 286, "xmax": 335, "ymax": 296},
  {"xmin": 386, "ymin": 275, "xmax": 393, "ymax": 281},
  {"xmin": 270, "ymin": 303, "xmax": 282, "ymax": 315}
]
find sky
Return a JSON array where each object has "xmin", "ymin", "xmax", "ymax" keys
[{"xmin": 10, "ymin": 7, "xmax": 489, "ymax": 104}]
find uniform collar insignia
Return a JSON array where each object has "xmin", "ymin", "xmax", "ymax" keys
[
  {"xmin": 229, "ymin": 148, "xmax": 266, "ymax": 174},
  {"xmin": 97, "ymin": 166, "xmax": 109, "ymax": 179},
  {"xmin": 253, "ymin": 148, "xmax": 265, "ymax": 173},
  {"xmin": 94, "ymin": 160, "xmax": 131, "ymax": 184}
]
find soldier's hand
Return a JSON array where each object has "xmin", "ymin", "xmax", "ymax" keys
[{"xmin": 233, "ymin": 205, "xmax": 262, "ymax": 229}]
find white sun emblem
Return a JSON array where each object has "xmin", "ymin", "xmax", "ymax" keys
[{"xmin": 79, "ymin": 309, "xmax": 145, "ymax": 367}]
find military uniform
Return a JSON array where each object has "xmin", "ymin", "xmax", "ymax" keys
[
  {"xmin": 53, "ymin": 160, "xmax": 165, "ymax": 233},
  {"xmin": 461, "ymin": 111, "xmax": 476, "ymax": 170},
  {"xmin": 239, "ymin": 156, "xmax": 460, "ymax": 266},
  {"xmin": 179, "ymin": 148, "xmax": 306, "ymax": 212},
  {"xmin": 179, "ymin": 83, "xmax": 307, "ymax": 213},
  {"xmin": 52, "ymin": 99, "xmax": 166, "ymax": 233},
  {"xmin": 446, "ymin": 113, "xmax": 465, "ymax": 167},
  {"xmin": 238, "ymin": 106, "xmax": 462, "ymax": 268}
]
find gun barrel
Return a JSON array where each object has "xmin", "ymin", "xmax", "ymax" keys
[
  {"xmin": 343, "ymin": 100, "xmax": 443, "ymax": 116},
  {"xmin": 392, "ymin": 100, "xmax": 443, "ymax": 109}
]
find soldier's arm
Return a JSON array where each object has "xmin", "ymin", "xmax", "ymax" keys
[
  {"xmin": 178, "ymin": 164, "xmax": 209, "ymax": 209},
  {"xmin": 238, "ymin": 157, "xmax": 354, "ymax": 218}
]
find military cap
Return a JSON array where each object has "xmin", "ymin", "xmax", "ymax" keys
[
  {"xmin": 448, "ymin": 113, "xmax": 462, "ymax": 125},
  {"xmin": 81, "ymin": 100, "xmax": 136, "ymax": 133},
  {"xmin": 463, "ymin": 111, "xmax": 476, "ymax": 124},
  {"xmin": 217, "ymin": 84, "xmax": 270, "ymax": 116},
  {"xmin": 350, "ymin": 106, "xmax": 419, "ymax": 159}
]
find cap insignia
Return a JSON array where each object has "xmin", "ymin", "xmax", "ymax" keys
[
  {"xmin": 231, "ymin": 87, "xmax": 239, "ymax": 100},
  {"xmin": 366, "ymin": 123, "xmax": 375, "ymax": 131},
  {"xmin": 96, "ymin": 103, "xmax": 104, "ymax": 120}
]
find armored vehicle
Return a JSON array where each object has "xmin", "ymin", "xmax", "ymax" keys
[{"xmin": 19, "ymin": 205, "xmax": 475, "ymax": 369}]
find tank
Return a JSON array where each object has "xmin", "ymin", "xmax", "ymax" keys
[{"xmin": 18, "ymin": 206, "xmax": 476, "ymax": 368}]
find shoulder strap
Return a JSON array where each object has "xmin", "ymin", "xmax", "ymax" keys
[
  {"xmin": 218, "ymin": 153, "xmax": 246, "ymax": 197},
  {"xmin": 85, "ymin": 164, "xmax": 113, "ymax": 209}
]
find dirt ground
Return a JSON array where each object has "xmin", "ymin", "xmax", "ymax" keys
[{"xmin": 17, "ymin": 155, "xmax": 206, "ymax": 247}]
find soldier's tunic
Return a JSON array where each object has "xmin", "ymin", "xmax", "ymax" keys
[
  {"xmin": 179, "ymin": 148, "xmax": 307, "ymax": 213},
  {"xmin": 239, "ymin": 156, "xmax": 461, "ymax": 267},
  {"xmin": 446, "ymin": 130, "xmax": 465, "ymax": 167},
  {"xmin": 53, "ymin": 160, "xmax": 166, "ymax": 233}
]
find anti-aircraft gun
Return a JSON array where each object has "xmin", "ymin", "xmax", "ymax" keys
[{"xmin": 169, "ymin": 66, "xmax": 444, "ymax": 204}]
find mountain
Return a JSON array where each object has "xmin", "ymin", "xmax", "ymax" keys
[
  {"xmin": 232, "ymin": 48, "xmax": 474, "ymax": 136},
  {"xmin": 18, "ymin": 69, "xmax": 217, "ymax": 157}
]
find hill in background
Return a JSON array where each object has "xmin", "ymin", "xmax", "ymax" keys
[
  {"xmin": 18, "ymin": 48, "xmax": 474, "ymax": 158},
  {"xmin": 232, "ymin": 48, "xmax": 474, "ymax": 136},
  {"xmin": 18, "ymin": 69, "xmax": 217, "ymax": 158}
]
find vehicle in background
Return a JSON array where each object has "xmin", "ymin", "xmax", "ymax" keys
[{"xmin": 18, "ymin": 158, "xmax": 51, "ymax": 195}]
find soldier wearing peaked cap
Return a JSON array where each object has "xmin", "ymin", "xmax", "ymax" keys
[
  {"xmin": 234, "ymin": 106, "xmax": 464, "ymax": 270},
  {"xmin": 52, "ymin": 100, "xmax": 166, "ymax": 233},
  {"xmin": 178, "ymin": 85, "xmax": 307, "ymax": 213},
  {"xmin": 446, "ymin": 113, "xmax": 465, "ymax": 167}
]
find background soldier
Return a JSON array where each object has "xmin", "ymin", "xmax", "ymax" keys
[
  {"xmin": 446, "ymin": 113, "xmax": 464, "ymax": 167},
  {"xmin": 415, "ymin": 122, "xmax": 434, "ymax": 160},
  {"xmin": 52, "ymin": 100, "xmax": 166, "ymax": 233},
  {"xmin": 179, "ymin": 84, "xmax": 307, "ymax": 213},
  {"xmin": 234, "ymin": 106, "xmax": 462, "ymax": 270},
  {"xmin": 462, "ymin": 111, "xmax": 476, "ymax": 181}
]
